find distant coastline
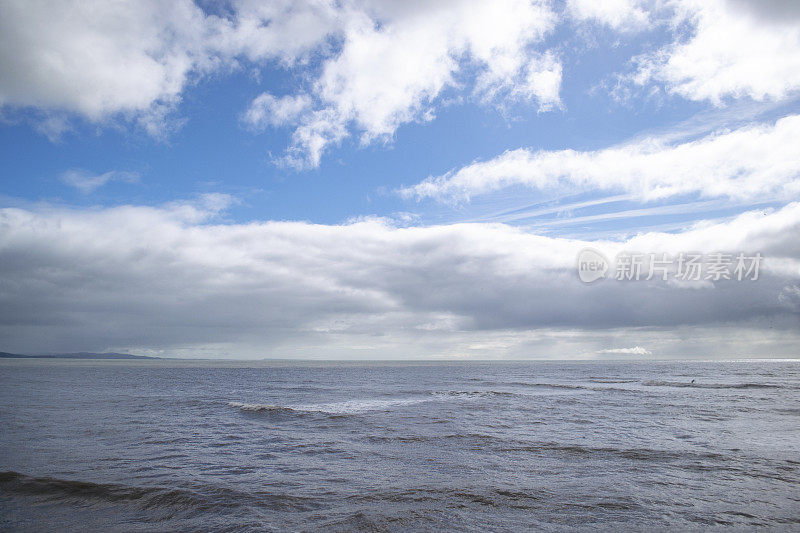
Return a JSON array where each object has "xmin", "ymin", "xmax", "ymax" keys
[{"xmin": 0, "ymin": 352, "xmax": 158, "ymax": 360}]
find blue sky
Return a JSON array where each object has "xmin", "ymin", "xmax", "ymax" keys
[{"xmin": 1, "ymin": 0, "xmax": 799, "ymax": 358}]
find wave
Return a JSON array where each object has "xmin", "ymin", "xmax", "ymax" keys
[
  {"xmin": 433, "ymin": 390, "xmax": 520, "ymax": 398},
  {"xmin": 366, "ymin": 432, "xmax": 504, "ymax": 445},
  {"xmin": 0, "ymin": 471, "xmax": 162, "ymax": 504},
  {"xmin": 0, "ymin": 471, "xmax": 216, "ymax": 509},
  {"xmin": 506, "ymin": 382, "xmax": 635, "ymax": 393},
  {"xmin": 228, "ymin": 391, "xmax": 525, "ymax": 419},
  {"xmin": 642, "ymin": 380, "xmax": 782, "ymax": 389},
  {"xmin": 227, "ymin": 402, "xmax": 302, "ymax": 414},
  {"xmin": 497, "ymin": 443, "xmax": 727, "ymax": 463},
  {"xmin": 228, "ymin": 397, "xmax": 433, "ymax": 417},
  {"xmin": 339, "ymin": 486, "xmax": 641, "ymax": 514},
  {"xmin": 0, "ymin": 471, "xmax": 318, "ymax": 512}
]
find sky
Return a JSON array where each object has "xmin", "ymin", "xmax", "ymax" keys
[{"xmin": 0, "ymin": 0, "xmax": 799, "ymax": 359}]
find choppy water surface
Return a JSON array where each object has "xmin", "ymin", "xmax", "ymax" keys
[{"xmin": 1, "ymin": 359, "xmax": 799, "ymax": 531}]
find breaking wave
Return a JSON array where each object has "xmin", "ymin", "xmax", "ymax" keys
[
  {"xmin": 228, "ymin": 397, "xmax": 433, "ymax": 416},
  {"xmin": 433, "ymin": 390, "xmax": 521, "ymax": 398},
  {"xmin": 230, "ymin": 391, "xmax": 528, "ymax": 417},
  {"xmin": 227, "ymin": 402, "xmax": 301, "ymax": 414}
]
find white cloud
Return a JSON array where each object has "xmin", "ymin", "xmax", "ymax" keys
[
  {"xmin": 0, "ymin": 0, "xmax": 338, "ymax": 134},
  {"xmin": 209, "ymin": 0, "xmax": 339, "ymax": 65},
  {"xmin": 629, "ymin": 0, "xmax": 800, "ymax": 104},
  {"xmin": 513, "ymin": 51, "xmax": 563, "ymax": 110},
  {"xmin": 402, "ymin": 114, "xmax": 800, "ymax": 202},
  {"xmin": 566, "ymin": 0, "xmax": 650, "ymax": 31},
  {"xmin": 60, "ymin": 170, "xmax": 139, "ymax": 194},
  {"xmin": 4, "ymin": 0, "xmax": 799, "ymax": 160},
  {"xmin": 0, "ymin": 0, "xmax": 560, "ymax": 151},
  {"xmin": 0, "ymin": 199, "xmax": 798, "ymax": 357},
  {"xmin": 597, "ymin": 346, "xmax": 652, "ymax": 355},
  {"xmin": 0, "ymin": 0, "xmax": 211, "ymax": 127},
  {"xmin": 251, "ymin": 0, "xmax": 561, "ymax": 167},
  {"xmin": 242, "ymin": 93, "xmax": 312, "ymax": 129}
]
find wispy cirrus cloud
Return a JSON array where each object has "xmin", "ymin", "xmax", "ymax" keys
[{"xmin": 60, "ymin": 169, "xmax": 140, "ymax": 194}]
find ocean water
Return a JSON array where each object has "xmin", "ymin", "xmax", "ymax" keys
[{"xmin": 0, "ymin": 359, "xmax": 799, "ymax": 532}]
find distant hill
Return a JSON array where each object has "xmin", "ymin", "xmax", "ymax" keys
[{"xmin": 0, "ymin": 351, "xmax": 159, "ymax": 359}]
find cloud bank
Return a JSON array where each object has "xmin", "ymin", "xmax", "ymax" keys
[{"xmin": 0, "ymin": 200, "xmax": 798, "ymax": 358}]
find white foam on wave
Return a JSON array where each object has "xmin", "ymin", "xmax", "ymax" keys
[
  {"xmin": 228, "ymin": 397, "xmax": 433, "ymax": 416},
  {"xmin": 227, "ymin": 402, "xmax": 299, "ymax": 413},
  {"xmin": 229, "ymin": 388, "xmax": 550, "ymax": 416},
  {"xmin": 303, "ymin": 397, "xmax": 434, "ymax": 414}
]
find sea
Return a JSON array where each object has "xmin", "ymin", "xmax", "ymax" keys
[{"xmin": 1, "ymin": 359, "xmax": 798, "ymax": 531}]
